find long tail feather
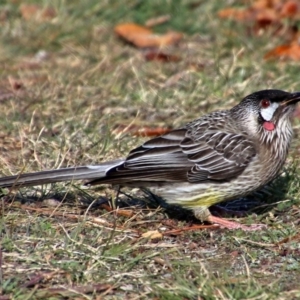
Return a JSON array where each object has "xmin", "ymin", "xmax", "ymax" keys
[{"xmin": 0, "ymin": 159, "xmax": 124, "ymax": 188}]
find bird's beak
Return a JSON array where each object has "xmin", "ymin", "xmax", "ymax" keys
[{"xmin": 281, "ymin": 92, "xmax": 300, "ymax": 106}]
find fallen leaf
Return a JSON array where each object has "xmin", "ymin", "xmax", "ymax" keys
[
  {"xmin": 218, "ymin": 0, "xmax": 300, "ymax": 31},
  {"xmin": 219, "ymin": 0, "xmax": 300, "ymax": 61},
  {"xmin": 114, "ymin": 22, "xmax": 182, "ymax": 48},
  {"xmin": 20, "ymin": 4, "xmax": 56, "ymax": 22},
  {"xmin": 264, "ymin": 42, "xmax": 300, "ymax": 60},
  {"xmin": 144, "ymin": 50, "xmax": 180, "ymax": 62},
  {"xmin": 280, "ymin": 0, "xmax": 299, "ymax": 17},
  {"xmin": 113, "ymin": 124, "xmax": 171, "ymax": 137},
  {"xmin": 100, "ymin": 203, "xmax": 134, "ymax": 218},
  {"xmin": 252, "ymin": 0, "xmax": 281, "ymax": 10},
  {"xmin": 256, "ymin": 8, "xmax": 278, "ymax": 24},
  {"xmin": 218, "ymin": 7, "xmax": 252, "ymax": 21},
  {"xmin": 115, "ymin": 22, "xmax": 152, "ymax": 38},
  {"xmin": 142, "ymin": 230, "xmax": 163, "ymax": 240},
  {"xmin": 134, "ymin": 127, "xmax": 171, "ymax": 137}
]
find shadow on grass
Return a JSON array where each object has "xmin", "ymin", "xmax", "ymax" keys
[{"xmin": 1, "ymin": 165, "xmax": 297, "ymax": 224}]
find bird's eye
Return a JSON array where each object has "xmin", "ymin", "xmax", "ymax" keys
[{"xmin": 261, "ymin": 99, "xmax": 270, "ymax": 108}]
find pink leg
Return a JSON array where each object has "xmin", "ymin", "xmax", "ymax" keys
[{"xmin": 207, "ymin": 215, "xmax": 266, "ymax": 231}]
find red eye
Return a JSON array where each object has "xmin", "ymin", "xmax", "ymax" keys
[{"xmin": 261, "ymin": 99, "xmax": 270, "ymax": 108}]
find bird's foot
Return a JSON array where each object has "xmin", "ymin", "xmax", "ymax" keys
[{"xmin": 207, "ymin": 215, "xmax": 266, "ymax": 231}]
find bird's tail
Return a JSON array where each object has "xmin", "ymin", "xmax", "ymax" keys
[{"xmin": 0, "ymin": 159, "xmax": 124, "ymax": 188}]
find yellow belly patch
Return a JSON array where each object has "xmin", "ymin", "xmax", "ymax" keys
[{"xmin": 175, "ymin": 191, "xmax": 224, "ymax": 208}]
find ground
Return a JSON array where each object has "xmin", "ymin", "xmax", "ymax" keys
[{"xmin": 1, "ymin": 1, "xmax": 300, "ymax": 299}]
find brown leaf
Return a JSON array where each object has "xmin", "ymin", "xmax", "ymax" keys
[
  {"xmin": 115, "ymin": 22, "xmax": 152, "ymax": 37},
  {"xmin": 134, "ymin": 126, "xmax": 170, "ymax": 137},
  {"xmin": 218, "ymin": 8, "xmax": 252, "ymax": 21},
  {"xmin": 100, "ymin": 203, "xmax": 134, "ymax": 218},
  {"xmin": 264, "ymin": 42, "xmax": 300, "ymax": 60},
  {"xmin": 141, "ymin": 230, "xmax": 163, "ymax": 240},
  {"xmin": 218, "ymin": 0, "xmax": 300, "ymax": 31},
  {"xmin": 113, "ymin": 124, "xmax": 171, "ymax": 137},
  {"xmin": 114, "ymin": 22, "xmax": 182, "ymax": 48},
  {"xmin": 135, "ymin": 127, "xmax": 172, "ymax": 137},
  {"xmin": 144, "ymin": 50, "xmax": 181, "ymax": 62},
  {"xmin": 252, "ymin": 0, "xmax": 281, "ymax": 10},
  {"xmin": 20, "ymin": 4, "xmax": 56, "ymax": 22},
  {"xmin": 280, "ymin": 0, "xmax": 299, "ymax": 17},
  {"xmin": 256, "ymin": 8, "xmax": 278, "ymax": 24}
]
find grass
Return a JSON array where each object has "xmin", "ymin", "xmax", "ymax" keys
[{"xmin": 1, "ymin": 0, "xmax": 300, "ymax": 299}]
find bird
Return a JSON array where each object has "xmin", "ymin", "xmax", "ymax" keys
[{"xmin": 0, "ymin": 89, "xmax": 299, "ymax": 230}]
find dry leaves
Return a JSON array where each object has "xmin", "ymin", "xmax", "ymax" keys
[
  {"xmin": 113, "ymin": 124, "xmax": 171, "ymax": 137},
  {"xmin": 144, "ymin": 50, "xmax": 181, "ymax": 62},
  {"xmin": 114, "ymin": 22, "xmax": 182, "ymax": 48},
  {"xmin": 264, "ymin": 39, "xmax": 300, "ymax": 60},
  {"xmin": 114, "ymin": 21, "xmax": 183, "ymax": 64},
  {"xmin": 20, "ymin": 4, "xmax": 56, "ymax": 22},
  {"xmin": 141, "ymin": 230, "xmax": 163, "ymax": 240},
  {"xmin": 218, "ymin": 0, "xmax": 300, "ymax": 60},
  {"xmin": 219, "ymin": 0, "xmax": 300, "ymax": 25}
]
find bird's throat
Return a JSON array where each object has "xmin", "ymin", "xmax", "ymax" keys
[{"xmin": 263, "ymin": 121, "xmax": 275, "ymax": 131}]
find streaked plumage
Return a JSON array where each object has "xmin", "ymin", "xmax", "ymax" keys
[{"xmin": 1, "ymin": 89, "xmax": 299, "ymax": 230}]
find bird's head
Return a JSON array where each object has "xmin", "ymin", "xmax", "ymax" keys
[{"xmin": 231, "ymin": 89, "xmax": 300, "ymax": 138}]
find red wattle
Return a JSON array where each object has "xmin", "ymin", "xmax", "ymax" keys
[{"xmin": 263, "ymin": 121, "xmax": 275, "ymax": 131}]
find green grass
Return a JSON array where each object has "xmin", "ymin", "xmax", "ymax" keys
[{"xmin": 1, "ymin": 0, "xmax": 300, "ymax": 299}]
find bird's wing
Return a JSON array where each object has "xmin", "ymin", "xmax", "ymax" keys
[
  {"xmin": 90, "ymin": 127, "xmax": 256, "ymax": 185},
  {"xmin": 181, "ymin": 131, "xmax": 256, "ymax": 182},
  {"xmin": 94, "ymin": 129, "xmax": 193, "ymax": 184}
]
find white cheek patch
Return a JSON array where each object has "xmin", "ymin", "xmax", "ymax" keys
[{"xmin": 261, "ymin": 102, "xmax": 279, "ymax": 121}]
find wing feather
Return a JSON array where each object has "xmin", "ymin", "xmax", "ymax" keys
[
  {"xmin": 89, "ymin": 112, "xmax": 257, "ymax": 185},
  {"xmin": 183, "ymin": 131, "xmax": 256, "ymax": 182}
]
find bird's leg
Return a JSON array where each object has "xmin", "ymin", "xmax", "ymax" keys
[
  {"xmin": 111, "ymin": 185, "xmax": 121, "ymax": 210},
  {"xmin": 193, "ymin": 207, "xmax": 266, "ymax": 231},
  {"xmin": 206, "ymin": 215, "xmax": 266, "ymax": 231}
]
